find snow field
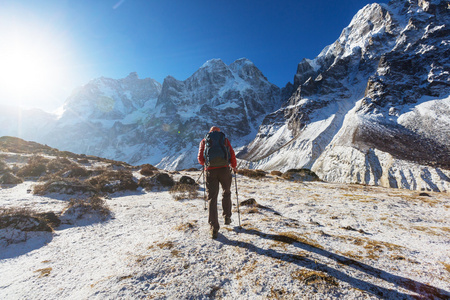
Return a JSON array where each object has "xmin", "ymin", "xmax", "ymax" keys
[{"xmin": 1, "ymin": 171, "xmax": 449, "ymax": 299}]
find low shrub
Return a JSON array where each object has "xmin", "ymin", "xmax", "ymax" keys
[
  {"xmin": 61, "ymin": 195, "xmax": 111, "ymax": 221},
  {"xmin": 0, "ymin": 172, "xmax": 23, "ymax": 185},
  {"xmin": 270, "ymin": 170, "xmax": 283, "ymax": 176},
  {"xmin": 46, "ymin": 157, "xmax": 74, "ymax": 173},
  {"xmin": 138, "ymin": 177, "xmax": 154, "ymax": 190},
  {"xmin": 140, "ymin": 164, "xmax": 158, "ymax": 176},
  {"xmin": 87, "ymin": 170, "xmax": 138, "ymax": 193},
  {"xmin": 0, "ymin": 160, "xmax": 9, "ymax": 173},
  {"xmin": 0, "ymin": 207, "xmax": 54, "ymax": 232},
  {"xmin": 38, "ymin": 164, "xmax": 91, "ymax": 182},
  {"xmin": 35, "ymin": 212, "xmax": 61, "ymax": 228},
  {"xmin": 16, "ymin": 155, "xmax": 49, "ymax": 177},
  {"xmin": 33, "ymin": 177, "xmax": 97, "ymax": 196},
  {"xmin": 282, "ymin": 169, "xmax": 320, "ymax": 181},
  {"xmin": 170, "ymin": 183, "xmax": 199, "ymax": 200},
  {"xmin": 76, "ymin": 158, "xmax": 90, "ymax": 164},
  {"xmin": 237, "ymin": 169, "xmax": 266, "ymax": 179},
  {"xmin": 62, "ymin": 166, "xmax": 91, "ymax": 178}
]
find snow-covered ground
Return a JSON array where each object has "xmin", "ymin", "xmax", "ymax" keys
[{"xmin": 1, "ymin": 169, "xmax": 449, "ymax": 299}]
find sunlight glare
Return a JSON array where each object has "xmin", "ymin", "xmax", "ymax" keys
[{"xmin": 0, "ymin": 21, "xmax": 71, "ymax": 106}]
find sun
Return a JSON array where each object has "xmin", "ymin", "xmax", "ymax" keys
[
  {"xmin": 1, "ymin": 43, "xmax": 51, "ymax": 92},
  {"xmin": 0, "ymin": 20, "xmax": 71, "ymax": 107}
]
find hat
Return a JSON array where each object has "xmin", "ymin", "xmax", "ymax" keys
[{"xmin": 209, "ymin": 126, "xmax": 220, "ymax": 132}]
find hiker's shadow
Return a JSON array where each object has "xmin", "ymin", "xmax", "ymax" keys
[{"xmin": 218, "ymin": 228, "xmax": 449, "ymax": 300}]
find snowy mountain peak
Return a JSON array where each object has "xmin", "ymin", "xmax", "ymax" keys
[
  {"xmin": 243, "ymin": 0, "xmax": 450, "ymax": 192},
  {"xmin": 125, "ymin": 72, "xmax": 139, "ymax": 80},
  {"xmin": 60, "ymin": 73, "xmax": 162, "ymax": 122},
  {"xmin": 229, "ymin": 58, "xmax": 254, "ymax": 68},
  {"xmin": 200, "ymin": 58, "xmax": 227, "ymax": 69},
  {"xmin": 229, "ymin": 58, "xmax": 268, "ymax": 82}
]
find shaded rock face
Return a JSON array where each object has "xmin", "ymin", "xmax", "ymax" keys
[{"xmin": 241, "ymin": 0, "xmax": 450, "ymax": 191}]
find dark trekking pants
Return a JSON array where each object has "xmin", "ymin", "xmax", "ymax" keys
[{"xmin": 206, "ymin": 167, "xmax": 232, "ymax": 231}]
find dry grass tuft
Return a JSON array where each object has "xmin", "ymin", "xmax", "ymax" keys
[
  {"xmin": 276, "ymin": 232, "xmax": 324, "ymax": 249},
  {"xmin": 442, "ymin": 262, "xmax": 450, "ymax": 274},
  {"xmin": 157, "ymin": 241, "xmax": 175, "ymax": 249},
  {"xmin": 337, "ymin": 250, "xmax": 365, "ymax": 261},
  {"xmin": 291, "ymin": 269, "xmax": 338, "ymax": 287},
  {"xmin": 333, "ymin": 235, "xmax": 404, "ymax": 260},
  {"xmin": 243, "ymin": 207, "xmax": 260, "ymax": 214},
  {"xmin": 183, "ymin": 168, "xmax": 200, "ymax": 172},
  {"xmin": 174, "ymin": 221, "xmax": 198, "ymax": 232},
  {"xmin": 169, "ymin": 183, "xmax": 199, "ymax": 201},
  {"xmin": 76, "ymin": 158, "xmax": 90, "ymax": 164},
  {"xmin": 237, "ymin": 169, "xmax": 266, "ymax": 179},
  {"xmin": 270, "ymin": 170, "xmax": 283, "ymax": 177},
  {"xmin": 61, "ymin": 195, "xmax": 111, "ymax": 220},
  {"xmin": 269, "ymin": 287, "xmax": 287, "ymax": 299},
  {"xmin": 282, "ymin": 169, "xmax": 320, "ymax": 181},
  {"xmin": 235, "ymin": 259, "xmax": 258, "ymax": 280},
  {"xmin": 34, "ymin": 267, "xmax": 52, "ymax": 278},
  {"xmin": 411, "ymin": 225, "xmax": 450, "ymax": 236},
  {"xmin": 118, "ymin": 275, "xmax": 133, "ymax": 281}
]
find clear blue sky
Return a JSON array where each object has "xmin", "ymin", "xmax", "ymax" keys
[{"xmin": 0, "ymin": 0, "xmax": 389, "ymax": 111}]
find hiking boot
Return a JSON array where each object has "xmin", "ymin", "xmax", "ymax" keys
[
  {"xmin": 211, "ymin": 228, "xmax": 219, "ymax": 239},
  {"xmin": 224, "ymin": 217, "xmax": 232, "ymax": 225}
]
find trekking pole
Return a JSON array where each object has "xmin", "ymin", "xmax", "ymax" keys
[
  {"xmin": 202, "ymin": 166, "xmax": 207, "ymax": 211},
  {"xmin": 234, "ymin": 169, "xmax": 241, "ymax": 229},
  {"xmin": 195, "ymin": 167, "xmax": 204, "ymax": 183}
]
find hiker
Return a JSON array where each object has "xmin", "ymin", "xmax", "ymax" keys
[{"xmin": 198, "ymin": 126, "xmax": 237, "ymax": 239}]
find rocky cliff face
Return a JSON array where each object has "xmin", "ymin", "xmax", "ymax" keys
[
  {"xmin": 135, "ymin": 58, "xmax": 284, "ymax": 169},
  {"xmin": 155, "ymin": 58, "xmax": 281, "ymax": 137},
  {"xmin": 241, "ymin": 0, "xmax": 450, "ymax": 192}
]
